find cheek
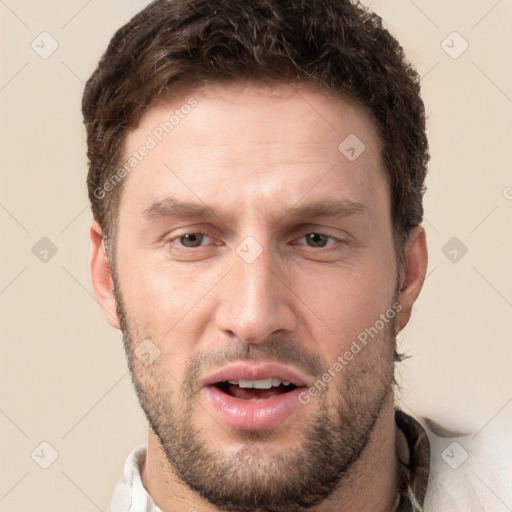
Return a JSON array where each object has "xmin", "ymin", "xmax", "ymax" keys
[
  {"xmin": 117, "ymin": 258, "xmax": 221, "ymax": 364},
  {"xmin": 294, "ymin": 261, "xmax": 396, "ymax": 358},
  {"xmin": 120, "ymin": 258, "xmax": 206, "ymax": 317}
]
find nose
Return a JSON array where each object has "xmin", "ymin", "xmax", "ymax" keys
[{"xmin": 215, "ymin": 247, "xmax": 297, "ymax": 344}]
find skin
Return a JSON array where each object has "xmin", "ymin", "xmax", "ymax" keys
[{"xmin": 90, "ymin": 82, "xmax": 427, "ymax": 512}]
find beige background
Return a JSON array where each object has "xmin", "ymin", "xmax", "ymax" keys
[{"xmin": 1, "ymin": 1, "xmax": 511, "ymax": 510}]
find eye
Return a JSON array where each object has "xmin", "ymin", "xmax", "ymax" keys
[
  {"xmin": 296, "ymin": 232, "xmax": 338, "ymax": 248},
  {"xmin": 173, "ymin": 232, "xmax": 213, "ymax": 248}
]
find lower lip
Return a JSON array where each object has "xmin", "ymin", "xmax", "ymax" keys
[{"xmin": 204, "ymin": 386, "xmax": 305, "ymax": 431}]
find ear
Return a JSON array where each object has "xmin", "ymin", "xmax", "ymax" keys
[
  {"xmin": 395, "ymin": 226, "xmax": 428, "ymax": 332},
  {"xmin": 89, "ymin": 220, "xmax": 120, "ymax": 329}
]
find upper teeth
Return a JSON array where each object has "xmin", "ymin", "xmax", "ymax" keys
[{"xmin": 226, "ymin": 378, "xmax": 291, "ymax": 389}]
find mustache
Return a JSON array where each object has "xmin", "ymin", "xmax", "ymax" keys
[{"xmin": 184, "ymin": 337, "xmax": 325, "ymax": 391}]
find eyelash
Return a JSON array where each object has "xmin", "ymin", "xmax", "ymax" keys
[
  {"xmin": 294, "ymin": 232, "xmax": 342, "ymax": 248},
  {"xmin": 166, "ymin": 230, "xmax": 346, "ymax": 250},
  {"xmin": 168, "ymin": 232, "xmax": 217, "ymax": 249}
]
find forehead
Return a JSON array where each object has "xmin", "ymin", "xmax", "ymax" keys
[{"xmin": 121, "ymin": 82, "xmax": 388, "ymax": 221}]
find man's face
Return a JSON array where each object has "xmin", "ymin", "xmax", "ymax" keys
[{"xmin": 112, "ymin": 83, "xmax": 400, "ymax": 511}]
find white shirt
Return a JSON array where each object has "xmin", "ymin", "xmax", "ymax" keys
[
  {"xmin": 109, "ymin": 446, "xmax": 162, "ymax": 512},
  {"xmin": 422, "ymin": 422, "xmax": 512, "ymax": 512}
]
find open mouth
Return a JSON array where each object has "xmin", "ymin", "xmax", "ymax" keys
[
  {"xmin": 202, "ymin": 363, "xmax": 310, "ymax": 430},
  {"xmin": 214, "ymin": 379, "xmax": 299, "ymax": 401}
]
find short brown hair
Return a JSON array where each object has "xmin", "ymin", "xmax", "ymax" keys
[{"xmin": 83, "ymin": 0, "xmax": 429, "ymax": 250}]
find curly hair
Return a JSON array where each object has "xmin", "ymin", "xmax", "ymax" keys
[{"xmin": 83, "ymin": 0, "xmax": 429, "ymax": 253}]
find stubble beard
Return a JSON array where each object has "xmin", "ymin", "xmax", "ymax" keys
[{"xmin": 114, "ymin": 277, "xmax": 397, "ymax": 512}]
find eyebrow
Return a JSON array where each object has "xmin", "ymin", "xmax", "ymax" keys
[
  {"xmin": 283, "ymin": 199, "xmax": 367, "ymax": 221},
  {"xmin": 143, "ymin": 198, "xmax": 213, "ymax": 219},
  {"xmin": 142, "ymin": 197, "xmax": 367, "ymax": 223}
]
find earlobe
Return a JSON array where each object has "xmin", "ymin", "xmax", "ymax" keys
[
  {"xmin": 395, "ymin": 226, "xmax": 428, "ymax": 332},
  {"xmin": 89, "ymin": 221, "xmax": 121, "ymax": 329}
]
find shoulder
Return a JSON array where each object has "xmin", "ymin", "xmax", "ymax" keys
[{"xmin": 420, "ymin": 417, "xmax": 512, "ymax": 512}]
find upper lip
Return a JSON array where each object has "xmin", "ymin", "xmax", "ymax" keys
[{"xmin": 201, "ymin": 362, "xmax": 311, "ymax": 388}]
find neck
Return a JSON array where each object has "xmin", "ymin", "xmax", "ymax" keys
[{"xmin": 142, "ymin": 394, "xmax": 402, "ymax": 512}]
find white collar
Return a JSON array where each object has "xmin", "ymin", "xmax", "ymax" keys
[{"xmin": 109, "ymin": 445, "xmax": 162, "ymax": 512}]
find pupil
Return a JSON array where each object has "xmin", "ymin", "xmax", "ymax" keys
[
  {"xmin": 307, "ymin": 233, "xmax": 327, "ymax": 247},
  {"xmin": 181, "ymin": 233, "xmax": 203, "ymax": 247}
]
